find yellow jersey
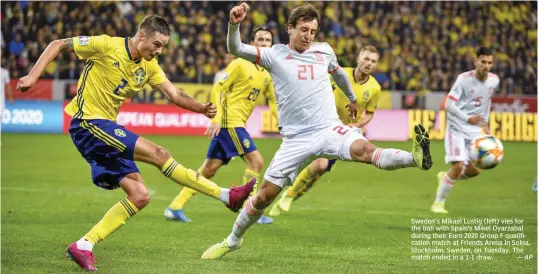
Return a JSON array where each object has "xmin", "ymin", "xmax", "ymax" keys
[
  {"xmin": 65, "ymin": 35, "xmax": 168, "ymax": 121},
  {"xmin": 332, "ymin": 67, "xmax": 381, "ymax": 125},
  {"xmin": 212, "ymin": 58, "xmax": 277, "ymax": 128}
]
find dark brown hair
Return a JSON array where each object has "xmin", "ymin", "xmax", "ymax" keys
[{"xmin": 287, "ymin": 4, "xmax": 320, "ymax": 28}]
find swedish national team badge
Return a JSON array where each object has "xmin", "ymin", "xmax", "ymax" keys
[
  {"xmin": 264, "ymin": 77, "xmax": 269, "ymax": 88},
  {"xmin": 243, "ymin": 139, "xmax": 251, "ymax": 149},
  {"xmin": 134, "ymin": 68, "xmax": 146, "ymax": 85},
  {"xmin": 362, "ymin": 90, "xmax": 370, "ymax": 106},
  {"xmin": 114, "ymin": 128, "xmax": 126, "ymax": 137}
]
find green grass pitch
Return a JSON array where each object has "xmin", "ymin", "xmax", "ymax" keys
[{"xmin": 2, "ymin": 133, "xmax": 536, "ymax": 273}]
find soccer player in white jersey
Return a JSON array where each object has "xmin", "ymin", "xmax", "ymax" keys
[
  {"xmin": 201, "ymin": 3, "xmax": 433, "ymax": 259},
  {"xmin": 431, "ymin": 47, "xmax": 500, "ymax": 214},
  {"xmin": 0, "ymin": 51, "xmax": 14, "ymax": 114}
]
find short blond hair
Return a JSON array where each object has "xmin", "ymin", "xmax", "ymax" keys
[{"xmin": 359, "ymin": 45, "xmax": 378, "ymax": 55}]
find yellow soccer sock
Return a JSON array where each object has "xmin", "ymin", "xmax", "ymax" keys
[
  {"xmin": 161, "ymin": 158, "xmax": 221, "ymax": 199},
  {"xmin": 287, "ymin": 164, "xmax": 317, "ymax": 199},
  {"xmin": 243, "ymin": 169, "xmax": 260, "ymax": 197},
  {"xmin": 84, "ymin": 198, "xmax": 139, "ymax": 245},
  {"xmin": 169, "ymin": 169, "xmax": 202, "ymax": 210}
]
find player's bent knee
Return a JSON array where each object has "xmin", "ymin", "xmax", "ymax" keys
[
  {"xmin": 153, "ymin": 146, "xmax": 171, "ymax": 166},
  {"xmin": 350, "ymin": 140, "xmax": 376, "ymax": 163},
  {"xmin": 450, "ymin": 162, "xmax": 465, "ymax": 175},
  {"xmin": 311, "ymin": 159, "xmax": 329, "ymax": 175},
  {"xmin": 245, "ymin": 151, "xmax": 264, "ymax": 172},
  {"xmin": 201, "ymin": 165, "xmax": 218, "ymax": 178}
]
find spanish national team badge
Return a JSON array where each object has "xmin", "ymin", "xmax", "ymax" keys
[
  {"xmin": 79, "ymin": 36, "xmax": 89, "ymax": 46},
  {"xmin": 243, "ymin": 139, "xmax": 251, "ymax": 149},
  {"xmin": 114, "ymin": 128, "xmax": 126, "ymax": 137},
  {"xmin": 315, "ymin": 51, "xmax": 324, "ymax": 63},
  {"xmin": 134, "ymin": 68, "xmax": 146, "ymax": 85}
]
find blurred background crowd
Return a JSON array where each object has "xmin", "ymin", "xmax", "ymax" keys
[{"xmin": 1, "ymin": 1, "xmax": 536, "ymax": 95}]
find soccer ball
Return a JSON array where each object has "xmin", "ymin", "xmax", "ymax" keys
[{"xmin": 469, "ymin": 135, "xmax": 504, "ymax": 169}]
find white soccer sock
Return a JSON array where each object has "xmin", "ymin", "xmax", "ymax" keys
[
  {"xmin": 226, "ymin": 197, "xmax": 263, "ymax": 247},
  {"xmin": 76, "ymin": 238, "xmax": 94, "ymax": 251},
  {"xmin": 219, "ymin": 189, "xmax": 230, "ymax": 204},
  {"xmin": 435, "ymin": 175, "xmax": 455, "ymax": 203},
  {"xmin": 371, "ymin": 148, "xmax": 416, "ymax": 170}
]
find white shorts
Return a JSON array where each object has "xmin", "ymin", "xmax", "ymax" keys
[
  {"xmin": 444, "ymin": 128, "xmax": 481, "ymax": 164},
  {"xmin": 264, "ymin": 123, "xmax": 367, "ymax": 188}
]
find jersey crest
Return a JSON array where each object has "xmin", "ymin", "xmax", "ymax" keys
[
  {"xmin": 315, "ymin": 51, "xmax": 324, "ymax": 63},
  {"xmin": 134, "ymin": 68, "xmax": 146, "ymax": 85}
]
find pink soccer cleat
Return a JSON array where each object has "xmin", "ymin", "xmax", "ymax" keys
[
  {"xmin": 226, "ymin": 178, "xmax": 256, "ymax": 212},
  {"xmin": 66, "ymin": 242, "xmax": 97, "ymax": 271}
]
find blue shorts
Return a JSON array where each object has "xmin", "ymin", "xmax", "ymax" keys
[
  {"xmin": 207, "ymin": 127, "xmax": 257, "ymax": 164},
  {"xmin": 69, "ymin": 118, "xmax": 140, "ymax": 190},
  {"xmin": 326, "ymin": 159, "xmax": 337, "ymax": 172}
]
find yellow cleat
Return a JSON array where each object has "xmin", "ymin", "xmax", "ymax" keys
[
  {"xmin": 412, "ymin": 124, "xmax": 433, "ymax": 170},
  {"xmin": 201, "ymin": 239, "xmax": 243, "ymax": 259},
  {"xmin": 278, "ymin": 195, "xmax": 294, "ymax": 212},
  {"xmin": 268, "ymin": 202, "xmax": 281, "ymax": 216},
  {"xmin": 431, "ymin": 202, "xmax": 448, "ymax": 214},
  {"xmin": 269, "ymin": 194, "xmax": 295, "ymax": 216},
  {"xmin": 436, "ymin": 171, "xmax": 447, "ymax": 192}
]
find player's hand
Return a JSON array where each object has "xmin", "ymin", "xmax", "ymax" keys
[
  {"xmin": 230, "ymin": 2, "xmax": 249, "ymax": 24},
  {"xmin": 205, "ymin": 122, "xmax": 221, "ymax": 139},
  {"xmin": 8, "ymin": 99, "xmax": 14, "ymax": 105},
  {"xmin": 346, "ymin": 101, "xmax": 358, "ymax": 120},
  {"xmin": 202, "ymin": 102, "xmax": 217, "ymax": 119},
  {"xmin": 482, "ymin": 124, "xmax": 490, "ymax": 134},
  {"xmin": 467, "ymin": 115, "xmax": 484, "ymax": 126},
  {"xmin": 17, "ymin": 75, "xmax": 37, "ymax": 93}
]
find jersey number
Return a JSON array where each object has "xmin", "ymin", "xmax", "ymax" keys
[
  {"xmin": 474, "ymin": 96, "xmax": 482, "ymax": 106},
  {"xmin": 333, "ymin": 125, "xmax": 349, "ymax": 135},
  {"xmin": 298, "ymin": 64, "xmax": 314, "ymax": 80},
  {"xmin": 114, "ymin": 79, "xmax": 128, "ymax": 95},
  {"xmin": 247, "ymin": 88, "xmax": 260, "ymax": 101}
]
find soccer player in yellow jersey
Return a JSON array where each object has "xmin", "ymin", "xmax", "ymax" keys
[
  {"xmin": 16, "ymin": 15, "xmax": 254, "ymax": 272},
  {"xmin": 269, "ymin": 45, "xmax": 382, "ymax": 216},
  {"xmin": 164, "ymin": 27, "xmax": 277, "ymax": 224}
]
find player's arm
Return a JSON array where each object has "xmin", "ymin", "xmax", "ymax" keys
[
  {"xmin": 154, "ymin": 80, "xmax": 216, "ymax": 119},
  {"xmin": 227, "ymin": 3, "xmax": 273, "ymax": 69},
  {"xmin": 327, "ymin": 47, "xmax": 357, "ymax": 119},
  {"xmin": 264, "ymin": 78, "xmax": 278, "ymax": 119},
  {"xmin": 446, "ymin": 75, "xmax": 483, "ymax": 125},
  {"xmin": 354, "ymin": 88, "xmax": 380, "ymax": 128},
  {"xmin": 17, "ymin": 38, "xmax": 74, "ymax": 92},
  {"xmin": 209, "ymin": 82, "xmax": 223, "ymax": 123}
]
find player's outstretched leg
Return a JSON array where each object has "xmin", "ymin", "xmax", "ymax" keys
[
  {"xmin": 431, "ymin": 162, "xmax": 480, "ymax": 214},
  {"xmin": 134, "ymin": 137, "xmax": 253, "ymax": 212},
  {"xmin": 269, "ymin": 158, "xmax": 330, "ymax": 216},
  {"xmin": 165, "ymin": 159, "xmax": 223, "ymax": 222},
  {"xmin": 241, "ymin": 151, "xmax": 273, "ymax": 224},
  {"xmin": 67, "ymin": 173, "xmax": 147, "ymax": 272},
  {"xmin": 202, "ymin": 180, "xmax": 281, "ymax": 259},
  {"xmin": 349, "ymin": 124, "xmax": 432, "ymax": 171}
]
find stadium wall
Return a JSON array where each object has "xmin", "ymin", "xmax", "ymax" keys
[
  {"xmin": 2, "ymin": 101, "xmax": 536, "ymax": 142},
  {"xmin": 3, "ymin": 80, "xmax": 536, "ymax": 141}
]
